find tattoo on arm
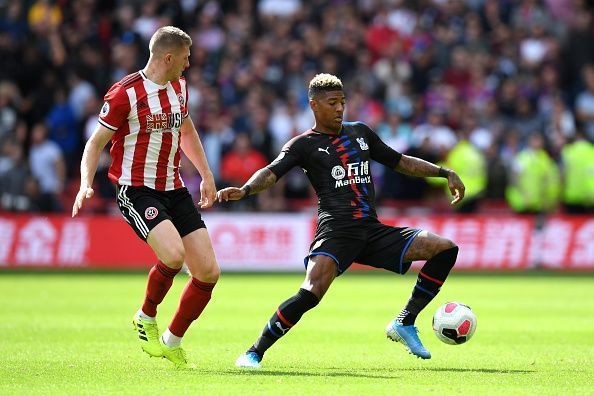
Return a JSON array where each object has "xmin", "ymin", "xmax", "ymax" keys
[
  {"xmin": 394, "ymin": 155, "xmax": 446, "ymax": 177},
  {"xmin": 242, "ymin": 168, "xmax": 278, "ymax": 195}
]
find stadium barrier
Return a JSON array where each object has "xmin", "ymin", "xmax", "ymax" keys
[{"xmin": 0, "ymin": 213, "xmax": 592, "ymax": 270}]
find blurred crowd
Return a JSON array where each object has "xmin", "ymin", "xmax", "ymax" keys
[{"xmin": 0, "ymin": 0, "xmax": 593, "ymax": 215}]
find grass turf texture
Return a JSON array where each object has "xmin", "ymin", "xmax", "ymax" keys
[{"xmin": 1, "ymin": 272, "xmax": 592, "ymax": 395}]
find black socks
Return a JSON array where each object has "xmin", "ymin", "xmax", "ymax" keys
[
  {"xmin": 250, "ymin": 288, "xmax": 319, "ymax": 357},
  {"xmin": 398, "ymin": 246, "xmax": 459, "ymax": 326}
]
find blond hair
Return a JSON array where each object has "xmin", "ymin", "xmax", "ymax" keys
[
  {"xmin": 149, "ymin": 26, "xmax": 192, "ymax": 54},
  {"xmin": 308, "ymin": 73, "xmax": 343, "ymax": 99}
]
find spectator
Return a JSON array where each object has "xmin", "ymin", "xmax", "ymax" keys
[
  {"xmin": 575, "ymin": 64, "xmax": 594, "ymax": 141},
  {"xmin": 437, "ymin": 128, "xmax": 487, "ymax": 213},
  {"xmin": 506, "ymin": 133, "xmax": 560, "ymax": 214},
  {"xmin": 0, "ymin": 138, "xmax": 39, "ymax": 212},
  {"xmin": 560, "ymin": 132, "xmax": 594, "ymax": 214},
  {"xmin": 0, "ymin": 81, "xmax": 19, "ymax": 145},
  {"xmin": 28, "ymin": 122, "xmax": 65, "ymax": 212},
  {"xmin": 411, "ymin": 110, "xmax": 457, "ymax": 157},
  {"xmin": 220, "ymin": 133, "xmax": 268, "ymax": 187},
  {"xmin": 46, "ymin": 88, "xmax": 79, "ymax": 172},
  {"xmin": 220, "ymin": 133, "xmax": 268, "ymax": 210}
]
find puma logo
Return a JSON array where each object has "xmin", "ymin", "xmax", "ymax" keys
[
  {"xmin": 318, "ymin": 147, "xmax": 330, "ymax": 155},
  {"xmin": 275, "ymin": 321, "xmax": 289, "ymax": 335}
]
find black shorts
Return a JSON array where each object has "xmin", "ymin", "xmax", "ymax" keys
[
  {"xmin": 116, "ymin": 185, "xmax": 206, "ymax": 241},
  {"xmin": 305, "ymin": 219, "xmax": 422, "ymax": 275}
]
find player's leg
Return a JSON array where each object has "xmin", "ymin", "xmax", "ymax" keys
[
  {"xmin": 159, "ymin": 188, "xmax": 218, "ymax": 368},
  {"xmin": 398, "ymin": 231, "xmax": 458, "ymax": 326},
  {"xmin": 132, "ymin": 221, "xmax": 186, "ymax": 357},
  {"xmin": 237, "ymin": 255, "xmax": 337, "ymax": 368},
  {"xmin": 160, "ymin": 229, "xmax": 220, "ymax": 368},
  {"xmin": 142, "ymin": 220, "xmax": 186, "ymax": 316},
  {"xmin": 117, "ymin": 186, "xmax": 184, "ymax": 358},
  {"xmin": 388, "ymin": 231, "xmax": 457, "ymax": 359},
  {"xmin": 357, "ymin": 224, "xmax": 455, "ymax": 359}
]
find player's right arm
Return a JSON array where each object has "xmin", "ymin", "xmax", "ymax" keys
[
  {"xmin": 71, "ymin": 123, "xmax": 114, "ymax": 217},
  {"xmin": 73, "ymin": 82, "xmax": 129, "ymax": 216},
  {"xmin": 217, "ymin": 168, "xmax": 278, "ymax": 201}
]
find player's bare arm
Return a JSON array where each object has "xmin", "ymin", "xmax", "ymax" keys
[
  {"xmin": 72, "ymin": 124, "xmax": 114, "ymax": 217},
  {"xmin": 395, "ymin": 154, "xmax": 465, "ymax": 204},
  {"xmin": 180, "ymin": 116, "xmax": 217, "ymax": 208},
  {"xmin": 217, "ymin": 168, "xmax": 277, "ymax": 202}
]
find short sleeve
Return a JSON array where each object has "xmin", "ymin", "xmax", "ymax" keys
[
  {"xmin": 361, "ymin": 122, "xmax": 402, "ymax": 169},
  {"xmin": 98, "ymin": 83, "xmax": 131, "ymax": 131},
  {"xmin": 266, "ymin": 136, "xmax": 305, "ymax": 179}
]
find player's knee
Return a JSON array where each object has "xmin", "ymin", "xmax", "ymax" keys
[
  {"xmin": 305, "ymin": 269, "xmax": 334, "ymax": 299},
  {"xmin": 433, "ymin": 237, "xmax": 457, "ymax": 254},
  {"xmin": 200, "ymin": 265, "xmax": 220, "ymax": 283},
  {"xmin": 440, "ymin": 238, "xmax": 457, "ymax": 252},
  {"xmin": 161, "ymin": 246, "xmax": 185, "ymax": 269},
  {"xmin": 309, "ymin": 284, "xmax": 328, "ymax": 300}
]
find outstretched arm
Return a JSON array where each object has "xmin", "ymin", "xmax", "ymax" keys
[
  {"xmin": 217, "ymin": 168, "xmax": 278, "ymax": 201},
  {"xmin": 395, "ymin": 154, "xmax": 466, "ymax": 204}
]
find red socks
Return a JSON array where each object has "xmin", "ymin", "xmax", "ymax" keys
[
  {"xmin": 168, "ymin": 278, "xmax": 216, "ymax": 337},
  {"xmin": 141, "ymin": 261, "xmax": 181, "ymax": 317},
  {"xmin": 142, "ymin": 261, "xmax": 216, "ymax": 338}
]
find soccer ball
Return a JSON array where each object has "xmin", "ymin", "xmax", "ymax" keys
[{"xmin": 432, "ymin": 302, "xmax": 477, "ymax": 345}]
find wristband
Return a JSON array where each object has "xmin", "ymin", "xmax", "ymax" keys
[
  {"xmin": 438, "ymin": 167, "xmax": 450, "ymax": 178},
  {"xmin": 241, "ymin": 184, "xmax": 251, "ymax": 197}
]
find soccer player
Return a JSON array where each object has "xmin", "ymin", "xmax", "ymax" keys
[
  {"xmin": 217, "ymin": 74, "xmax": 465, "ymax": 368},
  {"xmin": 72, "ymin": 27, "xmax": 219, "ymax": 369}
]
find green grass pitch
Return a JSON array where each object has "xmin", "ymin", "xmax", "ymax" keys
[{"xmin": 1, "ymin": 271, "xmax": 593, "ymax": 395}]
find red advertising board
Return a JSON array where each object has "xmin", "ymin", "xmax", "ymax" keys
[
  {"xmin": 0, "ymin": 215, "xmax": 155, "ymax": 268},
  {"xmin": 0, "ymin": 213, "xmax": 592, "ymax": 270},
  {"xmin": 383, "ymin": 216, "xmax": 536, "ymax": 270}
]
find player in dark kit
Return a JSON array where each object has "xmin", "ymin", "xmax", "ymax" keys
[{"xmin": 217, "ymin": 74, "xmax": 466, "ymax": 368}]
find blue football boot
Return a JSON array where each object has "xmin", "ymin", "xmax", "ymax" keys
[
  {"xmin": 235, "ymin": 351, "xmax": 262, "ymax": 369},
  {"xmin": 386, "ymin": 319, "xmax": 431, "ymax": 359}
]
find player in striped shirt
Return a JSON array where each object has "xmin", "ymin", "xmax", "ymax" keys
[{"xmin": 72, "ymin": 26, "xmax": 219, "ymax": 369}]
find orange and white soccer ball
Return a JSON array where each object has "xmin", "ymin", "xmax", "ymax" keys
[{"xmin": 432, "ymin": 302, "xmax": 477, "ymax": 345}]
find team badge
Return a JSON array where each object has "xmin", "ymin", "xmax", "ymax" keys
[
  {"xmin": 331, "ymin": 165, "xmax": 346, "ymax": 180},
  {"xmin": 100, "ymin": 101, "xmax": 110, "ymax": 117},
  {"xmin": 177, "ymin": 93, "xmax": 185, "ymax": 106},
  {"xmin": 356, "ymin": 137, "xmax": 369, "ymax": 150},
  {"xmin": 145, "ymin": 207, "xmax": 158, "ymax": 220}
]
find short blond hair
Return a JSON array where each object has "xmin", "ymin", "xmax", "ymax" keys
[
  {"xmin": 149, "ymin": 26, "xmax": 192, "ymax": 54},
  {"xmin": 308, "ymin": 73, "xmax": 343, "ymax": 99}
]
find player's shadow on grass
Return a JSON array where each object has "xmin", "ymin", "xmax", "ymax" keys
[
  {"xmin": 220, "ymin": 369, "xmax": 402, "ymax": 380},
  {"xmin": 212, "ymin": 367, "xmax": 533, "ymax": 378},
  {"xmin": 403, "ymin": 367, "xmax": 535, "ymax": 374},
  {"xmin": 301, "ymin": 367, "xmax": 534, "ymax": 375}
]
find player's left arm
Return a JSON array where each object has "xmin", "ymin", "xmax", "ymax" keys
[
  {"xmin": 363, "ymin": 122, "xmax": 465, "ymax": 204},
  {"xmin": 180, "ymin": 116, "xmax": 216, "ymax": 208},
  {"xmin": 395, "ymin": 155, "xmax": 465, "ymax": 204}
]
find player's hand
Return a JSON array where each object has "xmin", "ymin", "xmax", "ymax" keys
[
  {"xmin": 447, "ymin": 171, "xmax": 465, "ymax": 205},
  {"xmin": 199, "ymin": 177, "xmax": 217, "ymax": 209},
  {"xmin": 216, "ymin": 187, "xmax": 246, "ymax": 202},
  {"xmin": 72, "ymin": 186, "xmax": 94, "ymax": 217}
]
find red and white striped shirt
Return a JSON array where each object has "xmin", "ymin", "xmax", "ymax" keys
[{"xmin": 98, "ymin": 70, "xmax": 188, "ymax": 191}]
